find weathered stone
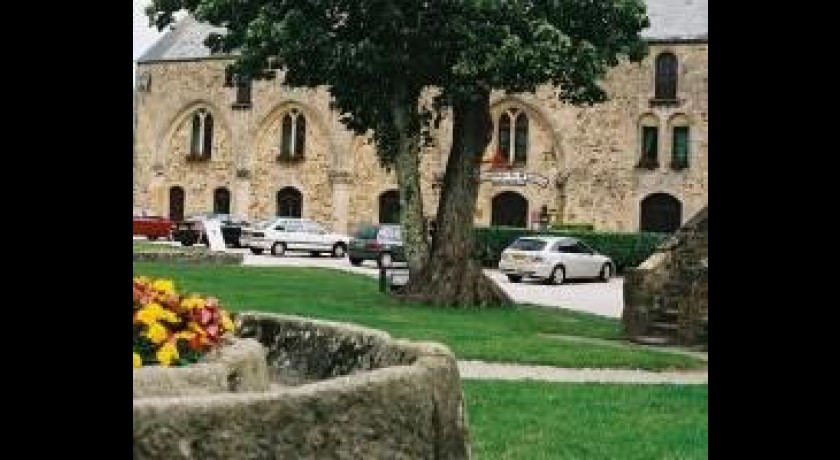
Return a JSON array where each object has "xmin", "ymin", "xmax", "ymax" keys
[
  {"xmin": 133, "ymin": 338, "xmax": 270, "ymax": 398},
  {"xmin": 133, "ymin": 312, "xmax": 471, "ymax": 459},
  {"xmin": 134, "ymin": 42, "xmax": 707, "ymax": 233}
]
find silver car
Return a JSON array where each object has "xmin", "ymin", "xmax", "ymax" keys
[{"xmin": 498, "ymin": 236, "xmax": 614, "ymax": 284}]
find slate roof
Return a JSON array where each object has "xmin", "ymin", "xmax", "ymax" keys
[{"xmin": 137, "ymin": 0, "xmax": 707, "ymax": 63}]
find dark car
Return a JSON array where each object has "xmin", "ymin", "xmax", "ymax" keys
[
  {"xmin": 348, "ymin": 224, "xmax": 406, "ymax": 268},
  {"xmin": 172, "ymin": 214, "xmax": 249, "ymax": 247}
]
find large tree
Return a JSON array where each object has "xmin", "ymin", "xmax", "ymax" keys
[{"xmin": 148, "ymin": 0, "xmax": 648, "ymax": 307}]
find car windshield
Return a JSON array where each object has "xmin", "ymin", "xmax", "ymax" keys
[{"xmin": 508, "ymin": 238, "xmax": 547, "ymax": 251}]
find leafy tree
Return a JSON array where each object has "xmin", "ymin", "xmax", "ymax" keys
[{"xmin": 148, "ymin": 0, "xmax": 649, "ymax": 307}]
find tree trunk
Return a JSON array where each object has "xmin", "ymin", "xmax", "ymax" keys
[
  {"xmin": 402, "ymin": 88, "xmax": 512, "ymax": 307},
  {"xmin": 391, "ymin": 87, "xmax": 429, "ymax": 276}
]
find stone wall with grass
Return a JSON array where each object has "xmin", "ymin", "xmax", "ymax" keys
[
  {"xmin": 132, "ymin": 249, "xmax": 243, "ymax": 265},
  {"xmin": 622, "ymin": 206, "xmax": 708, "ymax": 346},
  {"xmin": 133, "ymin": 312, "xmax": 471, "ymax": 459}
]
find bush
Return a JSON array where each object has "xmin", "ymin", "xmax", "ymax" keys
[
  {"xmin": 472, "ymin": 227, "xmax": 667, "ymax": 273},
  {"xmin": 548, "ymin": 223, "xmax": 595, "ymax": 232}
]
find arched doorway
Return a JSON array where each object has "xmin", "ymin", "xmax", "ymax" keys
[
  {"xmin": 378, "ymin": 190, "xmax": 401, "ymax": 224},
  {"xmin": 640, "ymin": 193, "xmax": 682, "ymax": 233},
  {"xmin": 276, "ymin": 187, "xmax": 302, "ymax": 217},
  {"xmin": 491, "ymin": 191, "xmax": 528, "ymax": 228},
  {"xmin": 213, "ymin": 187, "xmax": 230, "ymax": 215},
  {"xmin": 169, "ymin": 186, "xmax": 185, "ymax": 222}
]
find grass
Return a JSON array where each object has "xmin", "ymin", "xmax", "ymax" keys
[
  {"xmin": 133, "ymin": 262, "xmax": 707, "ymax": 370},
  {"xmin": 133, "ymin": 240, "xmax": 203, "ymax": 253},
  {"xmin": 464, "ymin": 381, "xmax": 708, "ymax": 459}
]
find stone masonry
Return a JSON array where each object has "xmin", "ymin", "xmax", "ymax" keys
[{"xmin": 133, "ymin": 1, "xmax": 708, "ymax": 235}]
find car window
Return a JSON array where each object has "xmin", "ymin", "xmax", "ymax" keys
[
  {"xmin": 509, "ymin": 238, "xmax": 547, "ymax": 251},
  {"xmin": 555, "ymin": 243, "xmax": 578, "ymax": 253},
  {"xmin": 378, "ymin": 226, "xmax": 402, "ymax": 242},
  {"xmin": 354, "ymin": 226, "xmax": 378, "ymax": 239},
  {"xmin": 303, "ymin": 222, "xmax": 326, "ymax": 234},
  {"xmin": 575, "ymin": 242, "xmax": 594, "ymax": 254}
]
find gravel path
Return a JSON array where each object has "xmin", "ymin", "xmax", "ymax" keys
[{"xmin": 458, "ymin": 360, "xmax": 708, "ymax": 384}]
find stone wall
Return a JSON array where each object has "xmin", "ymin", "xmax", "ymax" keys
[
  {"xmin": 134, "ymin": 43, "xmax": 707, "ymax": 233},
  {"xmin": 622, "ymin": 206, "xmax": 708, "ymax": 346},
  {"xmin": 133, "ymin": 312, "xmax": 471, "ymax": 459}
]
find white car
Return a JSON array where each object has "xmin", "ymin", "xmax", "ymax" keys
[
  {"xmin": 498, "ymin": 236, "xmax": 614, "ymax": 284},
  {"xmin": 241, "ymin": 218, "xmax": 350, "ymax": 258}
]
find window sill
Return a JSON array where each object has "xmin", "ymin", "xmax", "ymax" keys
[
  {"xmin": 649, "ymin": 98, "xmax": 682, "ymax": 108},
  {"xmin": 670, "ymin": 163, "xmax": 689, "ymax": 171},
  {"xmin": 635, "ymin": 159, "xmax": 660, "ymax": 170},
  {"xmin": 231, "ymin": 102, "xmax": 252, "ymax": 110},
  {"xmin": 276, "ymin": 155, "xmax": 305, "ymax": 163},
  {"xmin": 186, "ymin": 154, "xmax": 211, "ymax": 163}
]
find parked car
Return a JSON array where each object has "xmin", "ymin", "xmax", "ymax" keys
[
  {"xmin": 133, "ymin": 210, "xmax": 173, "ymax": 240},
  {"xmin": 241, "ymin": 217, "xmax": 350, "ymax": 257},
  {"xmin": 348, "ymin": 224, "xmax": 406, "ymax": 268},
  {"xmin": 172, "ymin": 214, "xmax": 249, "ymax": 247},
  {"xmin": 498, "ymin": 236, "xmax": 613, "ymax": 284}
]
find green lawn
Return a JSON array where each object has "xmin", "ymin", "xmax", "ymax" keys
[
  {"xmin": 133, "ymin": 262, "xmax": 706, "ymax": 370},
  {"xmin": 133, "ymin": 240, "xmax": 203, "ymax": 253},
  {"xmin": 464, "ymin": 381, "xmax": 708, "ymax": 459}
]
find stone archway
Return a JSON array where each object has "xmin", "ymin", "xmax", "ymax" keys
[
  {"xmin": 277, "ymin": 187, "xmax": 303, "ymax": 217},
  {"xmin": 640, "ymin": 193, "xmax": 682, "ymax": 233},
  {"xmin": 491, "ymin": 191, "xmax": 528, "ymax": 228}
]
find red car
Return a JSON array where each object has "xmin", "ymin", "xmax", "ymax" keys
[{"xmin": 133, "ymin": 211, "xmax": 173, "ymax": 240}]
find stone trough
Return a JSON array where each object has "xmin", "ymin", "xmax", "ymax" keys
[{"xmin": 133, "ymin": 312, "xmax": 471, "ymax": 459}]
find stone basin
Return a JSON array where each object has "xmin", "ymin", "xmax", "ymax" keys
[{"xmin": 133, "ymin": 312, "xmax": 471, "ymax": 459}]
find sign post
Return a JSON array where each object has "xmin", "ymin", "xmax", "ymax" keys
[{"xmin": 202, "ymin": 220, "xmax": 226, "ymax": 252}]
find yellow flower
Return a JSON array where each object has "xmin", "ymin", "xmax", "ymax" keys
[
  {"xmin": 221, "ymin": 312, "xmax": 235, "ymax": 332},
  {"xmin": 180, "ymin": 296, "xmax": 205, "ymax": 310},
  {"xmin": 145, "ymin": 322, "xmax": 169, "ymax": 344},
  {"xmin": 156, "ymin": 342, "xmax": 179, "ymax": 367},
  {"xmin": 151, "ymin": 279, "xmax": 175, "ymax": 295},
  {"xmin": 133, "ymin": 352, "xmax": 142, "ymax": 368},
  {"xmin": 174, "ymin": 331, "xmax": 196, "ymax": 340}
]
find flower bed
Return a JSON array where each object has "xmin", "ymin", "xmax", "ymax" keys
[{"xmin": 133, "ymin": 276, "xmax": 235, "ymax": 368}]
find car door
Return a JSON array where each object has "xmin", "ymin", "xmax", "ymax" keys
[
  {"xmin": 573, "ymin": 241, "xmax": 602, "ymax": 277},
  {"xmin": 553, "ymin": 241, "xmax": 585, "ymax": 279},
  {"xmin": 281, "ymin": 220, "xmax": 307, "ymax": 251},
  {"xmin": 302, "ymin": 221, "xmax": 332, "ymax": 251}
]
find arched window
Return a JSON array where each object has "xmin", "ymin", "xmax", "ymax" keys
[
  {"xmin": 276, "ymin": 187, "xmax": 302, "ymax": 217},
  {"xmin": 279, "ymin": 109, "xmax": 306, "ymax": 160},
  {"xmin": 491, "ymin": 191, "xmax": 528, "ymax": 228},
  {"xmin": 638, "ymin": 114, "xmax": 659, "ymax": 169},
  {"xmin": 640, "ymin": 193, "xmax": 682, "ymax": 233},
  {"xmin": 655, "ymin": 53, "xmax": 678, "ymax": 100},
  {"xmin": 189, "ymin": 109, "xmax": 214, "ymax": 159},
  {"xmin": 378, "ymin": 190, "xmax": 401, "ymax": 224},
  {"xmin": 169, "ymin": 186, "xmax": 185, "ymax": 222},
  {"xmin": 496, "ymin": 108, "xmax": 529, "ymax": 166},
  {"xmin": 669, "ymin": 115, "xmax": 690, "ymax": 170},
  {"xmin": 213, "ymin": 187, "xmax": 231, "ymax": 215}
]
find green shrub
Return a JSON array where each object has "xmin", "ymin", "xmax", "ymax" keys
[
  {"xmin": 548, "ymin": 222, "xmax": 595, "ymax": 232},
  {"xmin": 472, "ymin": 227, "xmax": 667, "ymax": 273}
]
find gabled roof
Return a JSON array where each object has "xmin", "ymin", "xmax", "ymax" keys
[
  {"xmin": 137, "ymin": 16, "xmax": 227, "ymax": 63},
  {"xmin": 137, "ymin": 0, "xmax": 708, "ymax": 64}
]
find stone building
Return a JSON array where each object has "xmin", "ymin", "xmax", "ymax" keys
[{"xmin": 133, "ymin": 0, "xmax": 707, "ymax": 235}]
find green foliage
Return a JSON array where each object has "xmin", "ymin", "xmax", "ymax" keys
[
  {"xmin": 472, "ymin": 227, "xmax": 666, "ymax": 273},
  {"xmin": 548, "ymin": 222, "xmax": 595, "ymax": 232}
]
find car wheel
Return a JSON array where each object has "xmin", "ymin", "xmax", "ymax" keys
[
  {"xmin": 332, "ymin": 243, "xmax": 347, "ymax": 258},
  {"xmin": 378, "ymin": 253, "xmax": 393, "ymax": 269},
  {"xmin": 548, "ymin": 266, "xmax": 566, "ymax": 285},
  {"xmin": 599, "ymin": 263, "xmax": 612, "ymax": 282},
  {"xmin": 310, "ymin": 251, "xmax": 320, "ymax": 257},
  {"xmin": 271, "ymin": 242, "xmax": 286, "ymax": 257},
  {"xmin": 148, "ymin": 236, "xmax": 158, "ymax": 241},
  {"xmin": 349, "ymin": 258, "xmax": 363, "ymax": 266},
  {"xmin": 249, "ymin": 247, "xmax": 264, "ymax": 255},
  {"xmin": 506, "ymin": 274, "xmax": 522, "ymax": 283}
]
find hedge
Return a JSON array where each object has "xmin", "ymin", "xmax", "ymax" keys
[{"xmin": 472, "ymin": 227, "xmax": 667, "ymax": 273}]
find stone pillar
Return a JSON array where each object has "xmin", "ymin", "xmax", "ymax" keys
[
  {"xmin": 329, "ymin": 171, "xmax": 353, "ymax": 234},
  {"xmin": 149, "ymin": 163, "xmax": 166, "ymax": 217},
  {"xmin": 231, "ymin": 104, "xmax": 252, "ymax": 219}
]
